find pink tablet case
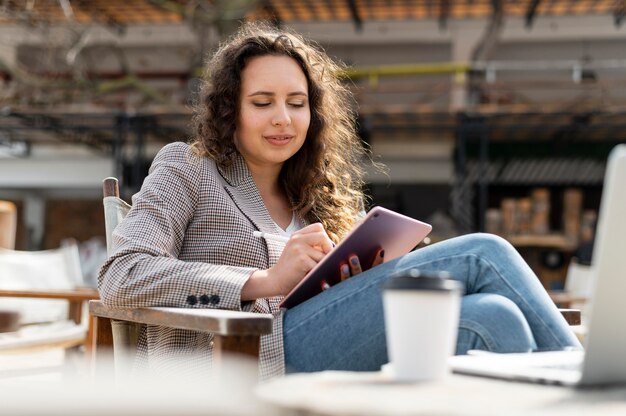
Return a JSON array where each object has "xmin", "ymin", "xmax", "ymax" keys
[{"xmin": 279, "ymin": 206, "xmax": 432, "ymax": 309}]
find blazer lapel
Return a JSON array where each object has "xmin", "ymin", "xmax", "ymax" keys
[{"xmin": 218, "ymin": 154, "xmax": 284, "ymax": 264}]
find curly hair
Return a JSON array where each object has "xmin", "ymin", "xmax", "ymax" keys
[{"xmin": 191, "ymin": 21, "xmax": 371, "ymax": 243}]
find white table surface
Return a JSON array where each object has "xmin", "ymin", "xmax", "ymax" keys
[
  {"xmin": 256, "ymin": 370, "xmax": 626, "ymax": 415},
  {"xmin": 0, "ymin": 350, "xmax": 277, "ymax": 416}
]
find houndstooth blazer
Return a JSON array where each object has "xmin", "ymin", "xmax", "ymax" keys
[{"xmin": 98, "ymin": 141, "xmax": 299, "ymax": 379}]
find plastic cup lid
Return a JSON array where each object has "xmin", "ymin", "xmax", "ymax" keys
[{"xmin": 382, "ymin": 269, "xmax": 464, "ymax": 293}]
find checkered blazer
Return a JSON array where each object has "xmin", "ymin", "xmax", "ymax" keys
[{"xmin": 98, "ymin": 142, "xmax": 298, "ymax": 379}]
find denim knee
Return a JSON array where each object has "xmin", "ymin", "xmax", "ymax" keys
[
  {"xmin": 463, "ymin": 232, "xmax": 516, "ymax": 258},
  {"xmin": 457, "ymin": 293, "xmax": 537, "ymax": 354}
]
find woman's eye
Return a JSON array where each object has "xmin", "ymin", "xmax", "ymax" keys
[
  {"xmin": 289, "ymin": 102, "xmax": 306, "ymax": 108},
  {"xmin": 253, "ymin": 102, "xmax": 271, "ymax": 107}
]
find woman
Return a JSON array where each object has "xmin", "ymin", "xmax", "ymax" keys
[{"xmin": 98, "ymin": 22, "xmax": 580, "ymax": 380}]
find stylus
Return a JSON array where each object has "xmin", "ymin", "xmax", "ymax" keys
[{"xmin": 253, "ymin": 231, "xmax": 290, "ymax": 243}]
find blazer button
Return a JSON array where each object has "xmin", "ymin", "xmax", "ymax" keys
[
  {"xmin": 209, "ymin": 294, "xmax": 220, "ymax": 305},
  {"xmin": 199, "ymin": 294, "xmax": 210, "ymax": 305},
  {"xmin": 186, "ymin": 295, "xmax": 198, "ymax": 306}
]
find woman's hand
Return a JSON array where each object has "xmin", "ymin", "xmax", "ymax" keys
[
  {"xmin": 242, "ymin": 223, "xmax": 334, "ymax": 300},
  {"xmin": 339, "ymin": 248, "xmax": 385, "ymax": 281}
]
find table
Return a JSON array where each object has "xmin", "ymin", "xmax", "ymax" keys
[
  {"xmin": 1, "ymin": 356, "xmax": 276, "ymax": 416},
  {"xmin": 256, "ymin": 370, "xmax": 626, "ymax": 415}
]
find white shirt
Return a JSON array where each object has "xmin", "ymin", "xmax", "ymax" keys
[{"xmin": 275, "ymin": 212, "xmax": 304, "ymax": 237}]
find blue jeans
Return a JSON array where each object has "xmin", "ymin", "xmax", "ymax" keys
[{"xmin": 283, "ymin": 233, "xmax": 582, "ymax": 373}]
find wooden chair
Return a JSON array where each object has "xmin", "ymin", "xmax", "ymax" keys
[
  {"xmin": 89, "ymin": 177, "xmax": 273, "ymax": 378},
  {"xmin": 0, "ymin": 242, "xmax": 99, "ymax": 352},
  {"xmin": 548, "ymin": 258, "xmax": 592, "ymax": 340},
  {"xmin": 550, "ymin": 258, "xmax": 593, "ymax": 309},
  {"xmin": 0, "ymin": 200, "xmax": 17, "ymax": 250}
]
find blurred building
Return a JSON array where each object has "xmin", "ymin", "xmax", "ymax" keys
[{"xmin": 0, "ymin": 1, "xmax": 624, "ymax": 277}]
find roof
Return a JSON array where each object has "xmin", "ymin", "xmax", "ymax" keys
[
  {"xmin": 1, "ymin": 1, "xmax": 621, "ymax": 27},
  {"xmin": 249, "ymin": 0, "xmax": 622, "ymax": 26},
  {"xmin": 0, "ymin": 0, "xmax": 183, "ymax": 25}
]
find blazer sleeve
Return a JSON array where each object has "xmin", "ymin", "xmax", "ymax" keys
[{"xmin": 97, "ymin": 144, "xmax": 256, "ymax": 310}]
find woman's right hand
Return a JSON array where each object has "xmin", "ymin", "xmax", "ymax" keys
[
  {"xmin": 268, "ymin": 223, "xmax": 334, "ymax": 296},
  {"xmin": 242, "ymin": 223, "xmax": 334, "ymax": 300}
]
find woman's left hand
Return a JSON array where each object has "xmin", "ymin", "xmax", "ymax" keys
[{"xmin": 339, "ymin": 248, "xmax": 385, "ymax": 281}]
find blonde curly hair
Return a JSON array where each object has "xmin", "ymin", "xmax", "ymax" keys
[{"xmin": 191, "ymin": 22, "xmax": 371, "ymax": 243}]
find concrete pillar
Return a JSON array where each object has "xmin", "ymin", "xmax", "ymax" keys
[{"xmin": 449, "ymin": 24, "xmax": 483, "ymax": 110}]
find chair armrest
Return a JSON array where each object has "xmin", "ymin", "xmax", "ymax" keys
[
  {"xmin": 0, "ymin": 288, "xmax": 99, "ymax": 325},
  {"xmin": 89, "ymin": 300, "xmax": 273, "ymax": 336},
  {"xmin": 0, "ymin": 288, "xmax": 99, "ymax": 301}
]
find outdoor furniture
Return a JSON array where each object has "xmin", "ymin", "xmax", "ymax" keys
[
  {"xmin": 89, "ymin": 177, "xmax": 273, "ymax": 378},
  {"xmin": 256, "ymin": 370, "xmax": 626, "ymax": 415},
  {"xmin": 0, "ymin": 310, "xmax": 19, "ymax": 333},
  {"xmin": 0, "ymin": 243, "xmax": 99, "ymax": 352},
  {"xmin": 0, "ymin": 200, "xmax": 17, "ymax": 250}
]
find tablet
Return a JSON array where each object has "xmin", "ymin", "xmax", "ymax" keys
[{"xmin": 278, "ymin": 206, "xmax": 432, "ymax": 309}]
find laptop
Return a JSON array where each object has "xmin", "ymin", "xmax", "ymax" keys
[{"xmin": 449, "ymin": 144, "xmax": 626, "ymax": 387}]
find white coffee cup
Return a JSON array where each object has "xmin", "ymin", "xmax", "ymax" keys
[{"xmin": 382, "ymin": 269, "xmax": 463, "ymax": 382}]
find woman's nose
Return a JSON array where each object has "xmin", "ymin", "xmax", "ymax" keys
[{"xmin": 271, "ymin": 105, "xmax": 291, "ymax": 127}]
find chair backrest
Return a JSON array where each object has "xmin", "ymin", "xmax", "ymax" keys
[
  {"xmin": 564, "ymin": 258, "xmax": 594, "ymax": 327},
  {"xmin": 0, "ymin": 241, "xmax": 83, "ymax": 325},
  {"xmin": 101, "ymin": 177, "xmax": 140, "ymax": 371},
  {"xmin": 103, "ymin": 178, "xmax": 131, "ymax": 255},
  {"xmin": 0, "ymin": 200, "xmax": 17, "ymax": 250}
]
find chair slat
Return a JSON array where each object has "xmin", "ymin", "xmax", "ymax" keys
[{"xmin": 0, "ymin": 288, "xmax": 99, "ymax": 301}]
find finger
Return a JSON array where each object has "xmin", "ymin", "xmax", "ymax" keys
[
  {"xmin": 370, "ymin": 249, "xmax": 385, "ymax": 268},
  {"xmin": 306, "ymin": 246, "xmax": 327, "ymax": 263},
  {"xmin": 349, "ymin": 255, "xmax": 362, "ymax": 276},
  {"xmin": 280, "ymin": 240, "xmax": 326, "ymax": 264},
  {"xmin": 297, "ymin": 223, "xmax": 335, "ymax": 252},
  {"xmin": 286, "ymin": 244, "xmax": 327, "ymax": 266},
  {"xmin": 292, "ymin": 254, "xmax": 321, "ymax": 278},
  {"xmin": 291, "ymin": 231, "xmax": 334, "ymax": 254},
  {"xmin": 339, "ymin": 263, "xmax": 350, "ymax": 281}
]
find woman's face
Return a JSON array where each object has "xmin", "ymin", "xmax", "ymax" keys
[{"xmin": 235, "ymin": 55, "xmax": 311, "ymax": 173}]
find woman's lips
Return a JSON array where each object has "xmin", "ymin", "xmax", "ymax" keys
[{"xmin": 264, "ymin": 135, "xmax": 294, "ymax": 145}]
